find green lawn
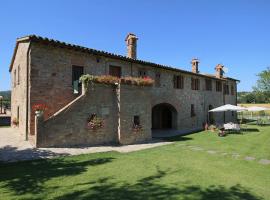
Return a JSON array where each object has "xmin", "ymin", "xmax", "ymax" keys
[{"xmin": 0, "ymin": 125, "xmax": 270, "ymax": 200}]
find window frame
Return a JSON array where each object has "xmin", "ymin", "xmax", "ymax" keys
[
  {"xmin": 223, "ymin": 84, "xmax": 229, "ymax": 95},
  {"xmin": 14, "ymin": 69, "xmax": 17, "ymax": 87},
  {"xmin": 205, "ymin": 79, "xmax": 212, "ymax": 91},
  {"xmin": 216, "ymin": 81, "xmax": 222, "ymax": 92},
  {"xmin": 191, "ymin": 77, "xmax": 200, "ymax": 90},
  {"xmin": 138, "ymin": 69, "xmax": 147, "ymax": 78},
  {"xmin": 133, "ymin": 115, "xmax": 140, "ymax": 126},
  {"xmin": 173, "ymin": 75, "xmax": 184, "ymax": 89},
  {"xmin": 109, "ymin": 65, "xmax": 122, "ymax": 78}
]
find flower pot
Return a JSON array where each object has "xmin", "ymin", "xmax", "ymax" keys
[{"xmin": 35, "ymin": 110, "xmax": 44, "ymax": 118}]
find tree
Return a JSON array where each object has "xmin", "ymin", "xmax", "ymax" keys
[
  {"xmin": 253, "ymin": 67, "xmax": 270, "ymax": 92},
  {"xmin": 252, "ymin": 67, "xmax": 270, "ymax": 103}
]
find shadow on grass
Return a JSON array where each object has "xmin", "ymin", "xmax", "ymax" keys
[
  {"xmin": 56, "ymin": 169, "xmax": 262, "ymax": 200},
  {"xmin": 165, "ymin": 135, "xmax": 193, "ymax": 142},
  {"xmin": 0, "ymin": 155, "xmax": 115, "ymax": 194},
  {"xmin": 241, "ymin": 128, "xmax": 260, "ymax": 132},
  {"xmin": 0, "ymin": 145, "xmax": 70, "ymax": 163}
]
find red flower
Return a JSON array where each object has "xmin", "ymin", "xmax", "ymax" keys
[{"xmin": 32, "ymin": 103, "xmax": 48, "ymax": 112}]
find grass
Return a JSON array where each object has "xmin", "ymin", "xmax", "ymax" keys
[{"xmin": 0, "ymin": 125, "xmax": 270, "ymax": 200}]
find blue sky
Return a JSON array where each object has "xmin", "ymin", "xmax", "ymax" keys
[{"xmin": 0, "ymin": 0, "xmax": 269, "ymax": 91}]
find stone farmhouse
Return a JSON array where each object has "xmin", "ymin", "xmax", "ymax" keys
[{"xmin": 10, "ymin": 33, "xmax": 239, "ymax": 147}]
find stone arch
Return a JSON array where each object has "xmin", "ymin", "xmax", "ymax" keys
[{"xmin": 152, "ymin": 103, "xmax": 178, "ymax": 129}]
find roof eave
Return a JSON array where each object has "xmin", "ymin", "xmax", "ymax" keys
[
  {"xmin": 9, "ymin": 35, "xmax": 240, "ymax": 83},
  {"xmin": 9, "ymin": 36, "xmax": 31, "ymax": 72}
]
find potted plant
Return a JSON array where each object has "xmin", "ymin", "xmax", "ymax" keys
[
  {"xmin": 12, "ymin": 117, "xmax": 19, "ymax": 126},
  {"xmin": 132, "ymin": 124, "xmax": 142, "ymax": 133},
  {"xmin": 87, "ymin": 114, "xmax": 104, "ymax": 131},
  {"xmin": 208, "ymin": 125, "xmax": 217, "ymax": 132}
]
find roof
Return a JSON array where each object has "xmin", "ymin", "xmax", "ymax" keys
[{"xmin": 9, "ymin": 35, "xmax": 239, "ymax": 82}]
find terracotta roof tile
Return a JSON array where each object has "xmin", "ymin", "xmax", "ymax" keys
[{"xmin": 10, "ymin": 35, "xmax": 239, "ymax": 82}]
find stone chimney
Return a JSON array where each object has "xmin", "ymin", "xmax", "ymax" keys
[
  {"xmin": 215, "ymin": 64, "xmax": 224, "ymax": 78},
  {"xmin": 125, "ymin": 33, "xmax": 138, "ymax": 59},
  {"xmin": 191, "ymin": 58, "xmax": 199, "ymax": 73}
]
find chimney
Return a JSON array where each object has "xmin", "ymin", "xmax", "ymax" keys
[
  {"xmin": 215, "ymin": 64, "xmax": 224, "ymax": 78},
  {"xmin": 191, "ymin": 58, "xmax": 199, "ymax": 73},
  {"xmin": 125, "ymin": 33, "xmax": 138, "ymax": 59}
]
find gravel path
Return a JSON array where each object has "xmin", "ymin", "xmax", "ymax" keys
[{"xmin": 0, "ymin": 127, "xmax": 173, "ymax": 162}]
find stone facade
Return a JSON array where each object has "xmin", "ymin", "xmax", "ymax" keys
[
  {"xmin": 34, "ymin": 83, "xmax": 151, "ymax": 147},
  {"xmin": 10, "ymin": 34, "xmax": 238, "ymax": 147}
]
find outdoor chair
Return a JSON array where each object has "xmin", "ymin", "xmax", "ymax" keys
[{"xmin": 224, "ymin": 122, "xmax": 241, "ymax": 133}]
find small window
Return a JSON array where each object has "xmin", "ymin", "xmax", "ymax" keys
[
  {"xmin": 231, "ymin": 85, "xmax": 235, "ymax": 95},
  {"xmin": 191, "ymin": 104, "xmax": 196, "ymax": 117},
  {"xmin": 109, "ymin": 65, "xmax": 121, "ymax": 77},
  {"xmin": 138, "ymin": 69, "xmax": 147, "ymax": 78},
  {"xmin": 191, "ymin": 78, "xmax": 200, "ymax": 90},
  {"xmin": 224, "ymin": 84, "xmax": 229, "ymax": 95},
  {"xmin": 205, "ymin": 79, "xmax": 212, "ymax": 91},
  {"xmin": 155, "ymin": 72, "xmax": 161, "ymax": 87},
  {"xmin": 14, "ymin": 69, "xmax": 16, "ymax": 87},
  {"xmin": 72, "ymin": 65, "xmax": 84, "ymax": 94},
  {"xmin": 133, "ymin": 115, "xmax": 140, "ymax": 126},
  {"xmin": 17, "ymin": 106, "xmax": 20, "ymax": 126},
  {"xmin": 17, "ymin": 65, "xmax": 20, "ymax": 85},
  {"xmin": 173, "ymin": 75, "xmax": 184, "ymax": 89},
  {"xmin": 216, "ymin": 81, "xmax": 222, "ymax": 92}
]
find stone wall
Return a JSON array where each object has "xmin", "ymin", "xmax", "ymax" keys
[
  {"xmin": 119, "ymin": 84, "xmax": 152, "ymax": 145},
  {"xmin": 36, "ymin": 84, "xmax": 118, "ymax": 147},
  {"xmin": 10, "ymin": 42, "xmax": 30, "ymax": 139},
  {"xmin": 35, "ymin": 83, "xmax": 152, "ymax": 147}
]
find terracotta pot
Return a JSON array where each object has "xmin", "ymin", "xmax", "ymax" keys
[{"xmin": 35, "ymin": 110, "xmax": 44, "ymax": 117}]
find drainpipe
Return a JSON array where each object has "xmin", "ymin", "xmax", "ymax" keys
[
  {"xmin": 25, "ymin": 41, "xmax": 32, "ymax": 141},
  {"xmin": 223, "ymin": 84, "xmax": 226, "ymax": 123},
  {"xmin": 116, "ymin": 82, "xmax": 121, "ymax": 144}
]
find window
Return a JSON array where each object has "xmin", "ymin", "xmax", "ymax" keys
[
  {"xmin": 72, "ymin": 65, "xmax": 84, "ymax": 94},
  {"xmin": 224, "ymin": 84, "xmax": 229, "ymax": 95},
  {"xmin": 155, "ymin": 72, "xmax": 161, "ymax": 87},
  {"xmin": 138, "ymin": 69, "xmax": 147, "ymax": 77},
  {"xmin": 216, "ymin": 81, "xmax": 222, "ymax": 92},
  {"xmin": 133, "ymin": 115, "xmax": 140, "ymax": 126},
  {"xmin": 173, "ymin": 75, "xmax": 184, "ymax": 89},
  {"xmin": 17, "ymin": 65, "xmax": 20, "ymax": 85},
  {"xmin": 205, "ymin": 79, "xmax": 212, "ymax": 91},
  {"xmin": 17, "ymin": 106, "xmax": 20, "ymax": 126},
  {"xmin": 191, "ymin": 78, "xmax": 200, "ymax": 90},
  {"xmin": 191, "ymin": 104, "xmax": 196, "ymax": 117},
  {"xmin": 109, "ymin": 65, "xmax": 121, "ymax": 77},
  {"xmin": 231, "ymin": 85, "xmax": 235, "ymax": 95},
  {"xmin": 14, "ymin": 69, "xmax": 16, "ymax": 87}
]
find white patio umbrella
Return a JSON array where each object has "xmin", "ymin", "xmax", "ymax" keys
[
  {"xmin": 247, "ymin": 106, "xmax": 269, "ymax": 112},
  {"xmin": 208, "ymin": 104, "xmax": 247, "ymax": 112},
  {"xmin": 246, "ymin": 106, "xmax": 269, "ymax": 119},
  {"xmin": 208, "ymin": 104, "xmax": 247, "ymax": 123}
]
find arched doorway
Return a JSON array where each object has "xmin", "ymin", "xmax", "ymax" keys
[
  {"xmin": 152, "ymin": 103, "xmax": 177, "ymax": 129},
  {"xmin": 208, "ymin": 105, "xmax": 214, "ymax": 124}
]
